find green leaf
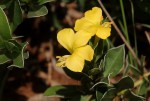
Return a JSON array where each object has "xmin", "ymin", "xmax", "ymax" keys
[
  {"xmin": 124, "ymin": 90, "xmax": 145, "ymax": 101},
  {"xmin": 96, "ymin": 90, "xmax": 103, "ymax": 101},
  {"xmin": 71, "ymin": 95, "xmax": 92, "ymax": 101},
  {"xmin": 63, "ymin": 66, "xmax": 93, "ymax": 92},
  {"xmin": 27, "ymin": 6, "xmax": 48, "ymax": 18},
  {"xmin": 19, "ymin": 0, "xmax": 30, "ymax": 3},
  {"xmin": 141, "ymin": 24, "xmax": 150, "ymax": 29},
  {"xmin": 11, "ymin": 44, "xmax": 27, "ymax": 68},
  {"xmin": 103, "ymin": 45, "xmax": 125, "ymax": 77},
  {"xmin": 88, "ymin": 68, "xmax": 101, "ymax": 76},
  {"xmin": 61, "ymin": 0, "xmax": 75, "ymax": 3},
  {"xmin": 53, "ymin": 14, "xmax": 62, "ymax": 29},
  {"xmin": 0, "ymin": 40, "xmax": 27, "ymax": 68},
  {"xmin": 81, "ymin": 95, "xmax": 92, "ymax": 101},
  {"xmin": 140, "ymin": 55, "xmax": 146, "ymax": 75},
  {"xmin": 37, "ymin": 0, "xmax": 55, "ymax": 5},
  {"xmin": 0, "ymin": 0, "xmax": 22, "ymax": 31},
  {"xmin": 0, "ymin": 5, "xmax": 6, "ymax": 9},
  {"xmin": 77, "ymin": 0, "xmax": 86, "ymax": 11},
  {"xmin": 101, "ymin": 77, "xmax": 109, "ymax": 83},
  {"xmin": 90, "ymin": 82, "xmax": 109, "ymax": 91},
  {"xmin": 100, "ymin": 88, "xmax": 117, "ymax": 101},
  {"xmin": 44, "ymin": 85, "xmax": 81, "ymax": 97},
  {"xmin": 9, "ymin": 0, "xmax": 23, "ymax": 31},
  {"xmin": 23, "ymin": 51, "xmax": 29, "ymax": 59},
  {"xmin": 94, "ymin": 82, "xmax": 112, "ymax": 101},
  {"xmin": 114, "ymin": 76, "xmax": 134, "ymax": 92},
  {"xmin": 0, "ymin": 7, "xmax": 12, "ymax": 40},
  {"xmin": 8, "ymin": 41, "xmax": 27, "ymax": 68},
  {"xmin": 0, "ymin": 54, "xmax": 10, "ymax": 64},
  {"xmin": 99, "ymin": 59, "xmax": 104, "ymax": 69},
  {"xmin": 63, "ymin": 67, "xmax": 84, "ymax": 80},
  {"xmin": 101, "ymin": 72, "xmax": 111, "ymax": 83},
  {"xmin": 0, "ymin": 0, "xmax": 12, "ymax": 9},
  {"xmin": 129, "ymin": 64, "xmax": 142, "ymax": 76},
  {"xmin": 138, "ymin": 80, "xmax": 149, "ymax": 95},
  {"xmin": 94, "ymin": 39, "xmax": 104, "ymax": 64},
  {"xmin": 80, "ymin": 77, "xmax": 94, "ymax": 92},
  {"xmin": 3, "ymin": 41, "xmax": 20, "ymax": 59}
]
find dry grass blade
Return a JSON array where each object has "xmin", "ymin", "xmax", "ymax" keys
[{"xmin": 145, "ymin": 31, "xmax": 150, "ymax": 45}]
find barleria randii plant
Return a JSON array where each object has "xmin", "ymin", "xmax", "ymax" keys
[
  {"xmin": 0, "ymin": 0, "xmax": 150, "ymax": 101},
  {"xmin": 44, "ymin": 6, "xmax": 150, "ymax": 101}
]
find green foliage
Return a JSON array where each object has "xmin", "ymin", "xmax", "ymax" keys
[
  {"xmin": 129, "ymin": 65, "xmax": 142, "ymax": 76},
  {"xmin": 6, "ymin": 0, "xmax": 23, "ymax": 31},
  {"xmin": 44, "ymin": 38, "xmax": 149, "ymax": 101},
  {"xmin": 45, "ymin": 43, "xmax": 146, "ymax": 100},
  {"xmin": 124, "ymin": 90, "xmax": 145, "ymax": 101},
  {"xmin": 0, "ymin": 0, "xmax": 149, "ymax": 100},
  {"xmin": 37, "ymin": 0, "xmax": 55, "ymax": 5},
  {"xmin": 103, "ymin": 45, "xmax": 125, "ymax": 77},
  {"xmin": 138, "ymin": 80, "xmax": 149, "ymax": 95},
  {"xmin": 61, "ymin": 0, "xmax": 75, "ymax": 3},
  {"xmin": 44, "ymin": 85, "xmax": 81, "ymax": 97},
  {"xmin": 0, "ymin": 55, "xmax": 10, "ymax": 64},
  {"xmin": 0, "ymin": 0, "xmax": 55, "ymax": 68},
  {"xmin": 0, "ymin": 6, "xmax": 25, "ymax": 68},
  {"xmin": 114, "ymin": 76, "xmax": 134, "ymax": 92},
  {"xmin": 0, "ymin": 7, "xmax": 11, "ymax": 40},
  {"xmin": 96, "ymin": 90, "xmax": 103, "ymax": 101},
  {"xmin": 27, "ymin": 5, "xmax": 48, "ymax": 18},
  {"xmin": 100, "ymin": 88, "xmax": 117, "ymax": 101},
  {"xmin": 43, "ymin": 0, "xmax": 149, "ymax": 100}
]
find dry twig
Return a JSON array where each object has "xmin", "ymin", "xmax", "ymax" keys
[{"xmin": 145, "ymin": 31, "xmax": 150, "ymax": 45}]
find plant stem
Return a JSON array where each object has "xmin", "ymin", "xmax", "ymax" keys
[{"xmin": 97, "ymin": 0, "xmax": 141, "ymax": 67}]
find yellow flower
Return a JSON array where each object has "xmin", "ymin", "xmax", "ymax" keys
[
  {"xmin": 56, "ymin": 28, "xmax": 94, "ymax": 72},
  {"xmin": 74, "ymin": 7, "xmax": 111, "ymax": 39}
]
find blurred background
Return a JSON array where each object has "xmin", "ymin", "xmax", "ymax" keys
[{"xmin": 0, "ymin": 0, "xmax": 150, "ymax": 101}]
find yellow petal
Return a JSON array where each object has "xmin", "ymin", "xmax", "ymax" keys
[
  {"xmin": 96, "ymin": 26, "xmax": 111, "ymax": 39},
  {"xmin": 57, "ymin": 28, "xmax": 74, "ymax": 53},
  {"xmin": 85, "ymin": 7, "xmax": 102, "ymax": 25},
  {"xmin": 73, "ymin": 30, "xmax": 92, "ymax": 49},
  {"xmin": 74, "ymin": 45, "xmax": 94, "ymax": 61},
  {"xmin": 74, "ymin": 18, "xmax": 98, "ymax": 34},
  {"xmin": 66, "ymin": 54, "xmax": 84, "ymax": 72},
  {"xmin": 74, "ymin": 18, "xmax": 92, "ymax": 31}
]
